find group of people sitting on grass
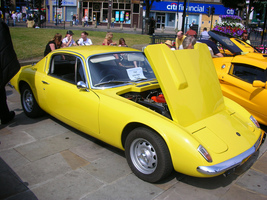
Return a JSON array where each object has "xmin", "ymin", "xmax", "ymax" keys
[{"xmin": 44, "ymin": 31, "xmax": 127, "ymax": 57}]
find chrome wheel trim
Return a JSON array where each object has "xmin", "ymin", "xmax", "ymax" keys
[
  {"xmin": 23, "ymin": 89, "xmax": 33, "ymax": 113},
  {"xmin": 130, "ymin": 138, "xmax": 157, "ymax": 174}
]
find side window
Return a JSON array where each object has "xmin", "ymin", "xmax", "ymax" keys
[
  {"xmin": 49, "ymin": 54, "xmax": 85, "ymax": 84},
  {"xmin": 230, "ymin": 64, "xmax": 266, "ymax": 84}
]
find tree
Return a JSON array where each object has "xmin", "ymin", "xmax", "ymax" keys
[
  {"xmin": 143, "ymin": 0, "xmax": 160, "ymax": 34},
  {"xmin": 221, "ymin": 0, "xmax": 262, "ymax": 27}
]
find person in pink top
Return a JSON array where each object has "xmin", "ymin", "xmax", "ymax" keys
[{"xmin": 102, "ymin": 32, "xmax": 116, "ymax": 46}]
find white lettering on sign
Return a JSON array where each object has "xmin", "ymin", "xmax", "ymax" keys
[
  {"xmin": 167, "ymin": 3, "xmax": 204, "ymax": 12},
  {"xmin": 226, "ymin": 9, "xmax": 234, "ymax": 15}
]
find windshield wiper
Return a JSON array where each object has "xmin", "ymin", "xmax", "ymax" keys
[{"xmin": 94, "ymin": 80, "xmax": 133, "ymax": 87}]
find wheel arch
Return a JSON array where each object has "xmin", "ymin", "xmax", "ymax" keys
[{"xmin": 121, "ymin": 122, "xmax": 168, "ymax": 149}]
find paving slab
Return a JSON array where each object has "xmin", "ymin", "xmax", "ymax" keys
[
  {"xmin": 235, "ymin": 169, "xmax": 267, "ymax": 196},
  {"xmin": 31, "ymin": 168, "xmax": 103, "ymax": 200},
  {"xmin": 14, "ymin": 131, "xmax": 88, "ymax": 162},
  {"xmin": 0, "ymin": 130, "xmax": 36, "ymax": 151},
  {"xmin": 0, "ymin": 157, "xmax": 37, "ymax": 200},
  {"xmin": 23, "ymin": 118, "xmax": 71, "ymax": 140},
  {"xmin": 81, "ymin": 174, "xmax": 164, "ymax": 200},
  {"xmin": 252, "ymin": 151, "xmax": 267, "ymax": 174},
  {"xmin": 82, "ymin": 152, "xmax": 131, "ymax": 183},
  {"xmin": 220, "ymin": 185, "xmax": 267, "ymax": 200},
  {"xmin": 16, "ymin": 153, "xmax": 73, "ymax": 187},
  {"xmin": 0, "ymin": 148, "xmax": 30, "ymax": 171},
  {"xmin": 70, "ymin": 139, "xmax": 115, "ymax": 162}
]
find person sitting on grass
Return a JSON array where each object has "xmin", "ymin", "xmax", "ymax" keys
[{"xmin": 44, "ymin": 33, "xmax": 62, "ymax": 56}]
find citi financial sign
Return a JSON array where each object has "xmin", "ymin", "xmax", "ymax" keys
[{"xmin": 167, "ymin": 3, "xmax": 204, "ymax": 12}]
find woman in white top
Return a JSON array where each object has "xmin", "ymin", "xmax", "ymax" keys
[{"xmin": 78, "ymin": 31, "xmax": 93, "ymax": 46}]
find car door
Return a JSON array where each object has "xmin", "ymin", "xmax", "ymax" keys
[
  {"xmin": 221, "ymin": 62, "xmax": 267, "ymax": 121},
  {"xmin": 41, "ymin": 53, "xmax": 100, "ymax": 135}
]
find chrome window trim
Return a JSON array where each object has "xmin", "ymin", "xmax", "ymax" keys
[{"xmin": 86, "ymin": 51, "xmax": 156, "ymax": 90}]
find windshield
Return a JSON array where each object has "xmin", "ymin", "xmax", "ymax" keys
[{"xmin": 88, "ymin": 52, "xmax": 156, "ymax": 88}]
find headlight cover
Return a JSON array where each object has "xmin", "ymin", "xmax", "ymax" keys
[
  {"xmin": 250, "ymin": 115, "xmax": 260, "ymax": 128},
  {"xmin": 198, "ymin": 145, "xmax": 212, "ymax": 163}
]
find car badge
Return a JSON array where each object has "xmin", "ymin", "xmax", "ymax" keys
[{"xmin": 236, "ymin": 132, "xmax": 241, "ymax": 136}]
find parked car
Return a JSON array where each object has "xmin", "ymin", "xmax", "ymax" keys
[
  {"xmin": 10, "ymin": 44, "xmax": 265, "ymax": 182},
  {"xmin": 209, "ymin": 31, "xmax": 267, "ymax": 126}
]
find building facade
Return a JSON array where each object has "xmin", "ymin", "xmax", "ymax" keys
[
  {"xmin": 9, "ymin": 0, "xmax": 236, "ymax": 31},
  {"xmin": 46, "ymin": 0, "xmax": 143, "ymax": 28}
]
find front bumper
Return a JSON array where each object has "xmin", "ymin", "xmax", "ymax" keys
[{"xmin": 197, "ymin": 133, "xmax": 263, "ymax": 175}]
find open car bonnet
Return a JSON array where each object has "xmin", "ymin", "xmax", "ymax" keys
[
  {"xmin": 208, "ymin": 31, "xmax": 242, "ymax": 54},
  {"xmin": 144, "ymin": 43, "xmax": 225, "ymax": 127}
]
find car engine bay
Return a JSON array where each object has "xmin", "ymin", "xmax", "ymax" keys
[{"xmin": 121, "ymin": 89, "xmax": 172, "ymax": 119}]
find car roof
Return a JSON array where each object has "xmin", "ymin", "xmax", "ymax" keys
[
  {"xmin": 208, "ymin": 31, "xmax": 243, "ymax": 54},
  {"xmin": 51, "ymin": 45, "xmax": 140, "ymax": 58}
]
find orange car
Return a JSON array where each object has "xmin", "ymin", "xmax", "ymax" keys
[{"xmin": 210, "ymin": 31, "xmax": 267, "ymax": 126}]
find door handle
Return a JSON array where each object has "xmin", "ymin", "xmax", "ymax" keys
[{"xmin": 42, "ymin": 81, "xmax": 49, "ymax": 85}]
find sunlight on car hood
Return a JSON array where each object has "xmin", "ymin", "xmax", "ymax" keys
[{"xmin": 145, "ymin": 43, "xmax": 225, "ymax": 127}]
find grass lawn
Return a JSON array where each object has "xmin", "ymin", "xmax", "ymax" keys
[{"xmin": 9, "ymin": 27, "xmax": 150, "ymax": 60}]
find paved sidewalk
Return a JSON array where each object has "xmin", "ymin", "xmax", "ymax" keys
[{"xmin": 0, "ymin": 87, "xmax": 266, "ymax": 200}]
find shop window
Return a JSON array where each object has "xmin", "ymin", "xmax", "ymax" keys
[
  {"xmin": 113, "ymin": 3, "xmax": 118, "ymax": 9},
  {"xmin": 103, "ymin": 3, "xmax": 108, "ymax": 8},
  {"xmin": 166, "ymin": 13, "xmax": 175, "ymax": 27},
  {"xmin": 119, "ymin": 3, "xmax": 124, "ymax": 9},
  {"xmin": 102, "ymin": 9, "xmax": 108, "ymax": 22},
  {"xmin": 89, "ymin": 2, "xmax": 92, "ymax": 8},
  {"xmin": 83, "ymin": 2, "xmax": 88, "ymax": 7},
  {"xmin": 126, "ymin": 4, "xmax": 131, "ymax": 10},
  {"xmin": 133, "ymin": 4, "xmax": 139, "ymax": 13},
  {"xmin": 113, "ymin": 10, "xmax": 131, "ymax": 24}
]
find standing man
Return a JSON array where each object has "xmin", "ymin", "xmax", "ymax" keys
[
  {"xmin": 149, "ymin": 17, "xmax": 155, "ymax": 35},
  {"xmin": 0, "ymin": 22, "xmax": 21, "ymax": 124},
  {"xmin": 241, "ymin": 32, "xmax": 251, "ymax": 44},
  {"xmin": 200, "ymin": 27, "xmax": 209, "ymax": 40},
  {"xmin": 176, "ymin": 31, "xmax": 186, "ymax": 50},
  {"xmin": 111, "ymin": 17, "xmax": 115, "ymax": 28},
  {"xmin": 185, "ymin": 25, "xmax": 197, "ymax": 38}
]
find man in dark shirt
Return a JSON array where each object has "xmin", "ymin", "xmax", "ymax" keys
[{"xmin": 198, "ymin": 38, "xmax": 223, "ymax": 57}]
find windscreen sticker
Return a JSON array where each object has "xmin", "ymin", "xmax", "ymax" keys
[{"xmin": 127, "ymin": 67, "xmax": 146, "ymax": 80}]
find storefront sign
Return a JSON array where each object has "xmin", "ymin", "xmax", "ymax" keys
[
  {"xmin": 144, "ymin": 2, "xmax": 234, "ymax": 15},
  {"xmin": 120, "ymin": 11, "xmax": 125, "ymax": 22},
  {"xmin": 52, "ymin": 0, "xmax": 77, "ymax": 6},
  {"xmin": 115, "ymin": 11, "xmax": 120, "ymax": 21}
]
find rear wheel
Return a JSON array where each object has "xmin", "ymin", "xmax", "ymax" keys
[
  {"xmin": 21, "ymin": 84, "xmax": 44, "ymax": 118},
  {"xmin": 125, "ymin": 127, "xmax": 173, "ymax": 183}
]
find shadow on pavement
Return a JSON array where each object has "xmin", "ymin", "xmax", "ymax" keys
[{"xmin": 0, "ymin": 157, "xmax": 38, "ymax": 200}]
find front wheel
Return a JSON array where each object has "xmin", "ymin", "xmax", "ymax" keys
[
  {"xmin": 125, "ymin": 127, "xmax": 173, "ymax": 183},
  {"xmin": 21, "ymin": 84, "xmax": 44, "ymax": 118}
]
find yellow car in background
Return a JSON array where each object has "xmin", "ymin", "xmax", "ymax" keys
[
  {"xmin": 10, "ymin": 44, "xmax": 265, "ymax": 182},
  {"xmin": 210, "ymin": 31, "xmax": 267, "ymax": 126}
]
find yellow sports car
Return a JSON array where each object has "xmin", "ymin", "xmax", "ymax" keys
[
  {"xmin": 10, "ymin": 44, "xmax": 265, "ymax": 182},
  {"xmin": 209, "ymin": 31, "xmax": 267, "ymax": 126}
]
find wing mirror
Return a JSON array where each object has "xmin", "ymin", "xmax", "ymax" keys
[
  {"xmin": 77, "ymin": 81, "xmax": 87, "ymax": 90},
  {"xmin": 252, "ymin": 80, "xmax": 266, "ymax": 88}
]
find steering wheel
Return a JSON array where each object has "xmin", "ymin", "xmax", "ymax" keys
[{"xmin": 99, "ymin": 74, "xmax": 118, "ymax": 83}]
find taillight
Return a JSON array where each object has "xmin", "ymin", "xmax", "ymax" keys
[
  {"xmin": 198, "ymin": 145, "xmax": 212, "ymax": 163},
  {"xmin": 250, "ymin": 115, "xmax": 260, "ymax": 128}
]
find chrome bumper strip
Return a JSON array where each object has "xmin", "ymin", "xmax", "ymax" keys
[{"xmin": 197, "ymin": 135, "xmax": 262, "ymax": 175}]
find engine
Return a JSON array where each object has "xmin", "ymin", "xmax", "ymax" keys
[{"xmin": 121, "ymin": 89, "xmax": 171, "ymax": 119}]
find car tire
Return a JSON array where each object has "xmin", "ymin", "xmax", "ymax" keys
[
  {"xmin": 125, "ymin": 127, "xmax": 173, "ymax": 183},
  {"xmin": 21, "ymin": 84, "xmax": 44, "ymax": 118}
]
